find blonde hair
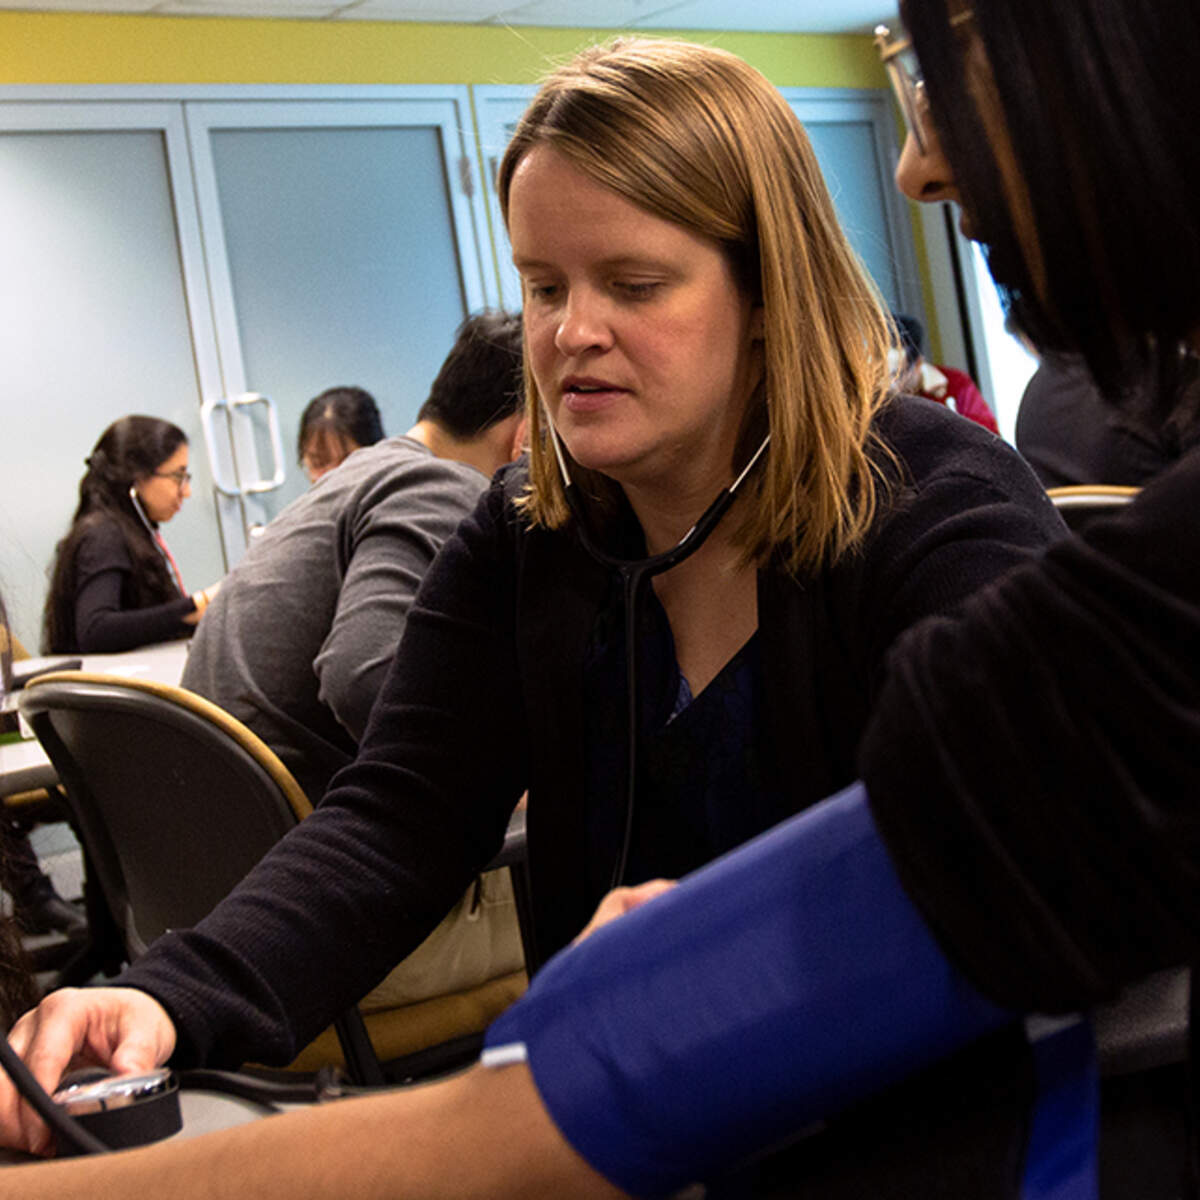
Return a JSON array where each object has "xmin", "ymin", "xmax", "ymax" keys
[{"xmin": 500, "ymin": 38, "xmax": 896, "ymax": 574}]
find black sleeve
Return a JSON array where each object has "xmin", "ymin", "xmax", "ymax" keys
[
  {"xmin": 117, "ymin": 478, "xmax": 530, "ymax": 1069},
  {"xmin": 860, "ymin": 446, "xmax": 1200, "ymax": 1013},
  {"xmin": 73, "ymin": 523, "xmax": 196, "ymax": 653}
]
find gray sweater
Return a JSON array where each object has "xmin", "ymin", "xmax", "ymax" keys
[{"xmin": 182, "ymin": 436, "xmax": 487, "ymax": 802}]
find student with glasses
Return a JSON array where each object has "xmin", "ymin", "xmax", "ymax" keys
[
  {"xmin": 43, "ymin": 415, "xmax": 220, "ymax": 654},
  {"xmin": 13, "ymin": 418, "xmax": 220, "ymax": 940},
  {"xmin": 1, "ymin": 9, "xmax": 1195, "ymax": 1194}
]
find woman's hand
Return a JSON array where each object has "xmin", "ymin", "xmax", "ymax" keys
[
  {"xmin": 573, "ymin": 879, "xmax": 676, "ymax": 945},
  {"xmin": 0, "ymin": 987, "xmax": 176, "ymax": 1156}
]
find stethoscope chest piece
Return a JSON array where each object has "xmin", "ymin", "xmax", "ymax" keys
[{"xmin": 53, "ymin": 1067, "xmax": 182, "ymax": 1155}]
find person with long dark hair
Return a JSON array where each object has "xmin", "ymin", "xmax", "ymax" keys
[{"xmin": 43, "ymin": 416, "xmax": 219, "ymax": 655}]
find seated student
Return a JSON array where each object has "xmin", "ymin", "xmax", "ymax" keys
[
  {"xmin": 891, "ymin": 312, "xmax": 1000, "ymax": 433},
  {"xmin": 43, "ymin": 415, "xmax": 220, "ymax": 655},
  {"xmin": 0, "ymin": 34, "xmax": 1064, "ymax": 1182},
  {"xmin": 297, "ymin": 386, "xmax": 385, "ymax": 483},
  {"xmin": 185, "ymin": 313, "xmax": 526, "ymax": 804},
  {"xmin": 182, "ymin": 311, "xmax": 528, "ymax": 1011},
  {"xmin": 28, "ymin": 416, "xmax": 220, "ymax": 934}
]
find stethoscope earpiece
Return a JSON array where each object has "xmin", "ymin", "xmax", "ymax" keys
[{"xmin": 129, "ymin": 484, "xmax": 152, "ymax": 528}]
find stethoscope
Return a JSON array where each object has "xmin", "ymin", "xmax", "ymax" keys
[
  {"xmin": 129, "ymin": 484, "xmax": 162, "ymax": 542},
  {"xmin": 129, "ymin": 484, "xmax": 184, "ymax": 591},
  {"xmin": 545, "ymin": 416, "xmax": 770, "ymax": 888}
]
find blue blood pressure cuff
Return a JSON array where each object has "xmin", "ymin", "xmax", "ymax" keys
[
  {"xmin": 483, "ymin": 782, "xmax": 1099, "ymax": 1199},
  {"xmin": 485, "ymin": 783, "xmax": 1007, "ymax": 1192}
]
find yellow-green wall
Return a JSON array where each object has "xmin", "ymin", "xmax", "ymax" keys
[{"xmin": 0, "ymin": 12, "xmax": 886, "ymax": 88}]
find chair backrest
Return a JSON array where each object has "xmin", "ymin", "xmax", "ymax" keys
[
  {"xmin": 20, "ymin": 670, "xmax": 531, "ymax": 1086},
  {"xmin": 1046, "ymin": 484, "xmax": 1140, "ymax": 532},
  {"xmin": 19, "ymin": 672, "xmax": 312, "ymax": 960}
]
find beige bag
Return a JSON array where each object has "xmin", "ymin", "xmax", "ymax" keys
[{"xmin": 358, "ymin": 867, "xmax": 524, "ymax": 1012}]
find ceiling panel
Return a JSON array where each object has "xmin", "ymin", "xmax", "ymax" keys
[
  {"xmin": 500, "ymin": 0, "xmax": 896, "ymax": 33},
  {"xmin": 335, "ymin": 0, "xmax": 506, "ymax": 19},
  {"xmin": 495, "ymin": 0, "xmax": 686, "ymax": 29},
  {"xmin": 628, "ymin": 0, "xmax": 897, "ymax": 33},
  {"xmin": 0, "ymin": 0, "xmax": 161, "ymax": 10},
  {"xmin": 338, "ymin": 0, "xmax": 513, "ymax": 16},
  {"xmin": 153, "ymin": 0, "xmax": 339, "ymax": 12},
  {"xmin": 0, "ymin": 0, "xmax": 900, "ymax": 28}
]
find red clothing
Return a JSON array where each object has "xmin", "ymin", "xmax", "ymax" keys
[{"xmin": 921, "ymin": 363, "xmax": 1000, "ymax": 434}]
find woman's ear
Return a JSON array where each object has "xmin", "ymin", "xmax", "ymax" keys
[{"xmin": 510, "ymin": 415, "xmax": 530, "ymax": 460}]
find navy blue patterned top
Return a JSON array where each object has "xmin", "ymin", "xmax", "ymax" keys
[{"xmin": 582, "ymin": 577, "xmax": 784, "ymax": 896}]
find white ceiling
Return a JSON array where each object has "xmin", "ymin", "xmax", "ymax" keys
[{"xmin": 0, "ymin": 0, "xmax": 899, "ymax": 34}]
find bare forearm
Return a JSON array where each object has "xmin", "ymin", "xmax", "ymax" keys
[{"xmin": 0, "ymin": 1066, "xmax": 627, "ymax": 1200}]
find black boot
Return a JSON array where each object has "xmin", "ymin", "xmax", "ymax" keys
[
  {"xmin": 16, "ymin": 888, "xmax": 88, "ymax": 938},
  {"xmin": 7, "ymin": 830, "xmax": 86, "ymax": 938}
]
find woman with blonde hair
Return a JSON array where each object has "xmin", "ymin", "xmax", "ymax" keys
[
  {"xmin": 505, "ymin": 38, "xmax": 898, "ymax": 573},
  {"xmin": 0, "ymin": 37, "xmax": 1059, "ymax": 1192}
]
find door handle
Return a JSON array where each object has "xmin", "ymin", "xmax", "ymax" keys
[
  {"xmin": 199, "ymin": 392, "xmax": 286, "ymax": 497},
  {"xmin": 228, "ymin": 392, "xmax": 285, "ymax": 494}
]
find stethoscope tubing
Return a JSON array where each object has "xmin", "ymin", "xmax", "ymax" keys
[{"xmin": 546, "ymin": 417, "xmax": 769, "ymax": 888}]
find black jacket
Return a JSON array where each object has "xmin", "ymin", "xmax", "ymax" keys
[{"xmin": 864, "ymin": 440, "xmax": 1200, "ymax": 1014}]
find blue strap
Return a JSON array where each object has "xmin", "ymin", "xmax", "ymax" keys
[{"xmin": 1021, "ymin": 1015, "xmax": 1100, "ymax": 1200}]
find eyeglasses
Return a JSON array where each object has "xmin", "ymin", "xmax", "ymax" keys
[
  {"xmin": 154, "ymin": 469, "xmax": 192, "ymax": 488},
  {"xmin": 874, "ymin": 11, "xmax": 973, "ymax": 155}
]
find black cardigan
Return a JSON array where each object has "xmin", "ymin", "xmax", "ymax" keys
[
  {"xmin": 65, "ymin": 518, "xmax": 195, "ymax": 653},
  {"xmin": 120, "ymin": 396, "xmax": 1065, "ymax": 1070}
]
